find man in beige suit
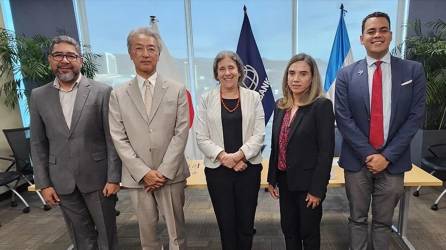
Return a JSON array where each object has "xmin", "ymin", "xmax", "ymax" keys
[{"xmin": 109, "ymin": 28, "xmax": 190, "ymax": 250}]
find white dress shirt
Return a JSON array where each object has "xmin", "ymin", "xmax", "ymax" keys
[
  {"xmin": 53, "ymin": 73, "xmax": 82, "ymax": 129},
  {"xmin": 366, "ymin": 51, "xmax": 392, "ymax": 143},
  {"xmin": 136, "ymin": 72, "xmax": 158, "ymax": 103}
]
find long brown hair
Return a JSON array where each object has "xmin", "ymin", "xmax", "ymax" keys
[{"xmin": 278, "ymin": 53, "xmax": 322, "ymax": 109}]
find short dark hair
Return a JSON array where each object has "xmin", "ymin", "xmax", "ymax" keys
[
  {"xmin": 49, "ymin": 35, "xmax": 82, "ymax": 55},
  {"xmin": 361, "ymin": 12, "xmax": 391, "ymax": 33}
]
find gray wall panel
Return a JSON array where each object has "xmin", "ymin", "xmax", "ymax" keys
[{"xmin": 10, "ymin": 0, "xmax": 78, "ymax": 39}]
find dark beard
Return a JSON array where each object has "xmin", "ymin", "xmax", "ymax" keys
[{"xmin": 57, "ymin": 71, "xmax": 79, "ymax": 83}]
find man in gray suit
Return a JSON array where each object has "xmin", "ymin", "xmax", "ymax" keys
[
  {"xmin": 109, "ymin": 28, "xmax": 189, "ymax": 250},
  {"xmin": 30, "ymin": 35, "xmax": 121, "ymax": 250}
]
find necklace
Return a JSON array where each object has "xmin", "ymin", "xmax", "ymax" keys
[{"xmin": 220, "ymin": 91, "xmax": 240, "ymax": 113}]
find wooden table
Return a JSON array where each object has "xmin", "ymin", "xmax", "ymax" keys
[{"xmin": 187, "ymin": 158, "xmax": 442, "ymax": 250}]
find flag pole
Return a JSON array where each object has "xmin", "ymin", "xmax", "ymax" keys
[
  {"xmin": 150, "ymin": 16, "xmax": 156, "ymax": 24},
  {"xmin": 340, "ymin": 4, "xmax": 347, "ymax": 15}
]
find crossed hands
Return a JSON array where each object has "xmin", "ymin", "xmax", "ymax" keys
[
  {"xmin": 365, "ymin": 154, "xmax": 389, "ymax": 174},
  {"xmin": 218, "ymin": 150, "xmax": 247, "ymax": 172},
  {"xmin": 143, "ymin": 170, "xmax": 167, "ymax": 192}
]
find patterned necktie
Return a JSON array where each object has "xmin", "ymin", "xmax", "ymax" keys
[
  {"xmin": 144, "ymin": 80, "xmax": 153, "ymax": 116},
  {"xmin": 369, "ymin": 61, "xmax": 384, "ymax": 149}
]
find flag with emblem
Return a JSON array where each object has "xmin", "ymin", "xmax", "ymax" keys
[{"xmin": 236, "ymin": 6, "xmax": 275, "ymax": 124}]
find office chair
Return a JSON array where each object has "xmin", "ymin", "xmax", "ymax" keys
[
  {"xmin": 0, "ymin": 155, "xmax": 30, "ymax": 213},
  {"xmin": 413, "ymin": 143, "xmax": 446, "ymax": 210},
  {"xmin": 1, "ymin": 127, "xmax": 50, "ymax": 212}
]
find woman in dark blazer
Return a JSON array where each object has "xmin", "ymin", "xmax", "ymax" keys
[{"xmin": 267, "ymin": 53, "xmax": 335, "ymax": 250}]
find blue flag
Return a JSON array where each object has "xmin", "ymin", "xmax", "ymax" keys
[
  {"xmin": 324, "ymin": 5, "xmax": 353, "ymax": 97},
  {"xmin": 236, "ymin": 6, "xmax": 275, "ymax": 124}
]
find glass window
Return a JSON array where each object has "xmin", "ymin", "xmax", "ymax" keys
[
  {"xmin": 298, "ymin": 0, "xmax": 399, "ymax": 84},
  {"xmin": 76, "ymin": 0, "xmax": 401, "ymax": 159},
  {"xmin": 191, "ymin": 0, "xmax": 293, "ymax": 156},
  {"xmin": 83, "ymin": 0, "xmax": 187, "ymax": 87}
]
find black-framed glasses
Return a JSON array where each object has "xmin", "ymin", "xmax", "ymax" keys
[{"xmin": 50, "ymin": 53, "xmax": 81, "ymax": 62}]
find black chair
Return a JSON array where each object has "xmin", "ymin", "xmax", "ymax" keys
[
  {"xmin": 0, "ymin": 155, "xmax": 30, "ymax": 213},
  {"xmin": 0, "ymin": 127, "xmax": 50, "ymax": 212},
  {"xmin": 413, "ymin": 143, "xmax": 446, "ymax": 210}
]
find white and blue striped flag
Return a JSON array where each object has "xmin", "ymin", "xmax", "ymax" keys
[{"xmin": 324, "ymin": 4, "xmax": 353, "ymax": 101}]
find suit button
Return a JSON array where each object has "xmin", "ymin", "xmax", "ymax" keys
[
  {"xmin": 149, "ymin": 129, "xmax": 153, "ymax": 133},
  {"xmin": 149, "ymin": 148, "xmax": 152, "ymax": 152}
]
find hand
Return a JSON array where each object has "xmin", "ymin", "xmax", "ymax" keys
[
  {"xmin": 365, "ymin": 154, "xmax": 389, "ymax": 174},
  {"xmin": 218, "ymin": 152, "xmax": 237, "ymax": 168},
  {"xmin": 41, "ymin": 187, "xmax": 60, "ymax": 206},
  {"xmin": 267, "ymin": 184, "xmax": 279, "ymax": 199},
  {"xmin": 143, "ymin": 170, "xmax": 166, "ymax": 191},
  {"xmin": 227, "ymin": 150, "xmax": 245, "ymax": 163},
  {"xmin": 233, "ymin": 161, "xmax": 247, "ymax": 172},
  {"xmin": 305, "ymin": 193, "xmax": 321, "ymax": 209},
  {"xmin": 144, "ymin": 185, "xmax": 161, "ymax": 193},
  {"xmin": 102, "ymin": 182, "xmax": 120, "ymax": 197}
]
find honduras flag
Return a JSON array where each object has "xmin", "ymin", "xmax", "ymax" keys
[
  {"xmin": 324, "ymin": 4, "xmax": 353, "ymax": 101},
  {"xmin": 236, "ymin": 6, "xmax": 275, "ymax": 124}
]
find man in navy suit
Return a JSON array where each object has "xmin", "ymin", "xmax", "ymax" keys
[{"xmin": 335, "ymin": 12, "xmax": 426, "ymax": 250}]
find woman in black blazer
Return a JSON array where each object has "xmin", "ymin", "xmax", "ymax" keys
[{"xmin": 267, "ymin": 53, "xmax": 335, "ymax": 250}]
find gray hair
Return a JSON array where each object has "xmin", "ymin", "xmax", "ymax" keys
[
  {"xmin": 127, "ymin": 27, "xmax": 162, "ymax": 53},
  {"xmin": 49, "ymin": 35, "xmax": 81, "ymax": 55},
  {"xmin": 212, "ymin": 51, "xmax": 245, "ymax": 86}
]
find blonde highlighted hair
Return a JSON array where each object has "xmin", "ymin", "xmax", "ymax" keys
[{"xmin": 278, "ymin": 53, "xmax": 322, "ymax": 109}]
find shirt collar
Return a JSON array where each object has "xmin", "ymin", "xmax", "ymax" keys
[
  {"xmin": 53, "ymin": 73, "xmax": 82, "ymax": 92},
  {"xmin": 136, "ymin": 72, "xmax": 158, "ymax": 89},
  {"xmin": 366, "ymin": 51, "xmax": 391, "ymax": 67}
]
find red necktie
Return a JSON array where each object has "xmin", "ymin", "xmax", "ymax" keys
[{"xmin": 369, "ymin": 61, "xmax": 384, "ymax": 149}]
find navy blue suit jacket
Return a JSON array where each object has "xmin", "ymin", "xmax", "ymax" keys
[{"xmin": 335, "ymin": 56, "xmax": 426, "ymax": 174}]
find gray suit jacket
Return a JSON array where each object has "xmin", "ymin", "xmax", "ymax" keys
[
  {"xmin": 109, "ymin": 75, "xmax": 190, "ymax": 188},
  {"xmin": 30, "ymin": 76, "xmax": 122, "ymax": 195}
]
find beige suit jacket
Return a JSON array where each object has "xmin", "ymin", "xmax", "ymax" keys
[
  {"xmin": 109, "ymin": 75, "xmax": 190, "ymax": 188},
  {"xmin": 195, "ymin": 86, "xmax": 265, "ymax": 169}
]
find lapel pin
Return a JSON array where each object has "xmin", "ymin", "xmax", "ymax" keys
[{"xmin": 358, "ymin": 70, "xmax": 364, "ymax": 75}]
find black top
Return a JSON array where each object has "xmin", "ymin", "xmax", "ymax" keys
[{"xmin": 221, "ymin": 98, "xmax": 243, "ymax": 153}]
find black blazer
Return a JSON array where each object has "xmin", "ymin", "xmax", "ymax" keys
[{"xmin": 267, "ymin": 97, "xmax": 335, "ymax": 199}]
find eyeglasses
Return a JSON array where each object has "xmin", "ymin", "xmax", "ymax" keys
[
  {"xmin": 51, "ymin": 53, "xmax": 81, "ymax": 62},
  {"xmin": 133, "ymin": 46, "xmax": 158, "ymax": 56}
]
